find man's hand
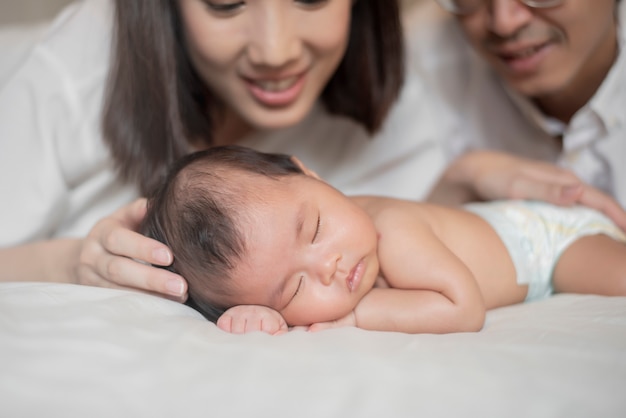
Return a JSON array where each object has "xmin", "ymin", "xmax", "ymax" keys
[
  {"xmin": 217, "ymin": 305, "xmax": 288, "ymax": 335},
  {"xmin": 428, "ymin": 151, "xmax": 626, "ymax": 231}
]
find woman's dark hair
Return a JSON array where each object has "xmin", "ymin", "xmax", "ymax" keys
[
  {"xmin": 141, "ymin": 145, "xmax": 304, "ymax": 322},
  {"xmin": 103, "ymin": 0, "xmax": 404, "ymax": 196}
]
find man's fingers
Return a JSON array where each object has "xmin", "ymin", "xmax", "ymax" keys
[
  {"xmin": 520, "ymin": 161, "xmax": 579, "ymax": 185},
  {"xmin": 507, "ymin": 177, "xmax": 579, "ymax": 204},
  {"xmin": 578, "ymin": 187, "xmax": 626, "ymax": 232},
  {"xmin": 509, "ymin": 177, "xmax": 626, "ymax": 231}
]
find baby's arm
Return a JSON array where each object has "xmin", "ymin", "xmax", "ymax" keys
[{"xmin": 352, "ymin": 205, "xmax": 486, "ymax": 334}]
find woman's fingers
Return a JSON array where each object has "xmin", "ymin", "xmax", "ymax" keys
[
  {"xmin": 94, "ymin": 253, "xmax": 187, "ymax": 298},
  {"xmin": 96, "ymin": 219, "xmax": 173, "ymax": 267},
  {"xmin": 99, "ymin": 199, "xmax": 173, "ymax": 267},
  {"xmin": 77, "ymin": 199, "xmax": 187, "ymax": 300}
]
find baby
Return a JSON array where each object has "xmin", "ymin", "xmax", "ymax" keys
[{"xmin": 141, "ymin": 146, "xmax": 626, "ymax": 335}]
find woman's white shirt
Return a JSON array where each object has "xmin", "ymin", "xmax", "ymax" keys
[{"xmin": 0, "ymin": 0, "xmax": 138, "ymax": 246}]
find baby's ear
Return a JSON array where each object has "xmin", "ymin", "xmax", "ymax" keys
[{"xmin": 291, "ymin": 156, "xmax": 321, "ymax": 180}]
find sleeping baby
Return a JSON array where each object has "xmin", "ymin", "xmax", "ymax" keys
[{"xmin": 141, "ymin": 145, "xmax": 626, "ymax": 335}]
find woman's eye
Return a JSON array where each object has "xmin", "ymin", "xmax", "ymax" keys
[
  {"xmin": 203, "ymin": 1, "xmax": 245, "ymax": 14},
  {"xmin": 312, "ymin": 213, "xmax": 321, "ymax": 243}
]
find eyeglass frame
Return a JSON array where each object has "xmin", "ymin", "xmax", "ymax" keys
[{"xmin": 434, "ymin": 0, "xmax": 564, "ymax": 16}]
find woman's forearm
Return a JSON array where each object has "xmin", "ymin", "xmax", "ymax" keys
[{"xmin": 0, "ymin": 239, "xmax": 80, "ymax": 284}]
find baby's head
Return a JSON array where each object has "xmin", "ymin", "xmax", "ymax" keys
[
  {"xmin": 142, "ymin": 146, "xmax": 303, "ymax": 320},
  {"xmin": 143, "ymin": 145, "xmax": 379, "ymax": 326}
]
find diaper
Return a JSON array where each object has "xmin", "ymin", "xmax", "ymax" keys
[{"xmin": 464, "ymin": 201, "xmax": 626, "ymax": 301}]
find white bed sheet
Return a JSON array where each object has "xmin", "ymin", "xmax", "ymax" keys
[{"xmin": 1, "ymin": 282, "xmax": 625, "ymax": 418}]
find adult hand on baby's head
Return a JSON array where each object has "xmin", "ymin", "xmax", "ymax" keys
[
  {"xmin": 74, "ymin": 198, "xmax": 188, "ymax": 301},
  {"xmin": 217, "ymin": 305, "xmax": 288, "ymax": 335},
  {"xmin": 430, "ymin": 151, "xmax": 626, "ymax": 231}
]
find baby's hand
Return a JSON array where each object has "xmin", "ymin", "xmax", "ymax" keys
[
  {"xmin": 217, "ymin": 305, "xmax": 288, "ymax": 335},
  {"xmin": 307, "ymin": 311, "xmax": 357, "ymax": 332}
]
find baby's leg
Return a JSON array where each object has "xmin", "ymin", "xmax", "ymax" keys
[{"xmin": 553, "ymin": 234, "xmax": 626, "ymax": 296}]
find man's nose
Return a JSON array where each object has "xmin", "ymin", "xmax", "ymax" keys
[
  {"xmin": 488, "ymin": 0, "xmax": 534, "ymax": 38},
  {"xmin": 247, "ymin": 7, "xmax": 302, "ymax": 68}
]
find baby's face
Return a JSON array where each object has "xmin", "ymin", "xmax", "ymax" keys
[{"xmin": 227, "ymin": 174, "xmax": 380, "ymax": 326}]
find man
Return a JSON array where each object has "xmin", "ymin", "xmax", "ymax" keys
[{"xmin": 405, "ymin": 0, "xmax": 626, "ymax": 210}]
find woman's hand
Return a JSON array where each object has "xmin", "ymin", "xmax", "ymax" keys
[
  {"xmin": 217, "ymin": 305, "xmax": 288, "ymax": 335},
  {"xmin": 75, "ymin": 198, "xmax": 188, "ymax": 301},
  {"xmin": 428, "ymin": 151, "xmax": 626, "ymax": 231}
]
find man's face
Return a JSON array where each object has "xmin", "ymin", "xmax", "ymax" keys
[{"xmin": 456, "ymin": 0, "xmax": 618, "ymax": 101}]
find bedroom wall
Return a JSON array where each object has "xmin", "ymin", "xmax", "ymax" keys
[
  {"xmin": 1, "ymin": 0, "xmax": 426, "ymax": 25},
  {"xmin": 0, "ymin": 0, "xmax": 75, "ymax": 24}
]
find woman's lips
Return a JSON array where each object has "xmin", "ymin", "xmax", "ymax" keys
[
  {"xmin": 244, "ymin": 72, "xmax": 306, "ymax": 107},
  {"xmin": 347, "ymin": 260, "xmax": 364, "ymax": 293}
]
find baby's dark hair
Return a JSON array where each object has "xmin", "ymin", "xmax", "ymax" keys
[{"xmin": 141, "ymin": 145, "xmax": 304, "ymax": 322}]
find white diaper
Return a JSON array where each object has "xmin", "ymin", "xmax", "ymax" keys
[{"xmin": 464, "ymin": 201, "xmax": 626, "ymax": 301}]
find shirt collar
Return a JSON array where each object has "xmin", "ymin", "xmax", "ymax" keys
[{"xmin": 589, "ymin": 5, "xmax": 626, "ymax": 134}]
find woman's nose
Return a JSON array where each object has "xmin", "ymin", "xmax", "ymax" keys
[
  {"xmin": 246, "ymin": 7, "xmax": 302, "ymax": 68},
  {"xmin": 488, "ymin": 0, "xmax": 534, "ymax": 38}
]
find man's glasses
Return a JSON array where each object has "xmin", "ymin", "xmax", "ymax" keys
[{"xmin": 435, "ymin": 0, "xmax": 563, "ymax": 16}]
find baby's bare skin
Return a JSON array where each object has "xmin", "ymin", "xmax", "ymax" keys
[{"xmin": 356, "ymin": 197, "xmax": 529, "ymax": 310}]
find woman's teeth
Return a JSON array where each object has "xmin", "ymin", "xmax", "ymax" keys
[{"xmin": 254, "ymin": 76, "xmax": 299, "ymax": 92}]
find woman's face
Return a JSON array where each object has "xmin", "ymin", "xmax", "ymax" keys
[{"xmin": 179, "ymin": 0, "xmax": 352, "ymax": 132}]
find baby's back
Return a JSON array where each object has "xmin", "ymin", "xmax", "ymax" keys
[{"xmin": 354, "ymin": 196, "xmax": 528, "ymax": 308}]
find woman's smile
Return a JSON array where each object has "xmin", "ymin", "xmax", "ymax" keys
[{"xmin": 244, "ymin": 72, "xmax": 307, "ymax": 107}]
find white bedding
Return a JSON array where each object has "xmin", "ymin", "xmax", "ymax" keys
[{"xmin": 1, "ymin": 282, "xmax": 625, "ymax": 418}]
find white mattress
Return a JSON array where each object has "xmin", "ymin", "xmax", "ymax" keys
[{"xmin": 1, "ymin": 282, "xmax": 625, "ymax": 417}]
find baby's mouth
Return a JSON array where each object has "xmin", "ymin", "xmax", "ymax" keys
[{"xmin": 346, "ymin": 260, "xmax": 364, "ymax": 292}]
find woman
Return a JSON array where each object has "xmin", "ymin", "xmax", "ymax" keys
[{"xmin": 0, "ymin": 0, "xmax": 622, "ymax": 300}]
